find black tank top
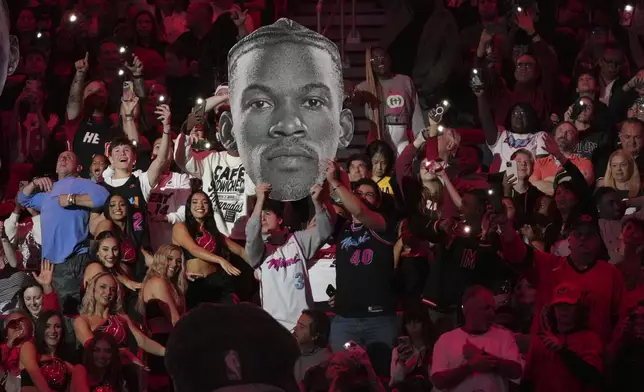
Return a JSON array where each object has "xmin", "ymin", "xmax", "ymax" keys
[
  {"xmin": 72, "ymin": 116, "xmax": 115, "ymax": 178},
  {"xmin": 335, "ymin": 219, "xmax": 397, "ymax": 318}
]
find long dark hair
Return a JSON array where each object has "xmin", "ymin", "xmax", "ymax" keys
[
  {"xmin": 504, "ymin": 102, "xmax": 540, "ymax": 133},
  {"xmin": 83, "ymin": 331, "xmax": 123, "ymax": 392},
  {"xmin": 103, "ymin": 194, "xmax": 135, "ymax": 244},
  {"xmin": 91, "ymin": 231, "xmax": 122, "ymax": 268},
  {"xmin": 17, "ymin": 279, "xmax": 45, "ymax": 319},
  {"xmin": 184, "ymin": 190, "xmax": 226, "ymax": 258},
  {"xmin": 132, "ymin": 10, "xmax": 164, "ymax": 52},
  {"xmin": 400, "ymin": 301, "xmax": 437, "ymax": 353},
  {"xmin": 366, "ymin": 140, "xmax": 395, "ymax": 176},
  {"xmin": 34, "ymin": 310, "xmax": 66, "ymax": 356}
]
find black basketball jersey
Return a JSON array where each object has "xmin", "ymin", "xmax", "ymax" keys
[{"xmin": 335, "ymin": 218, "xmax": 397, "ymax": 318}]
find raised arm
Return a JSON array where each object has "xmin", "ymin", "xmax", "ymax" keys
[
  {"xmin": 293, "ymin": 183, "xmax": 335, "ymax": 259},
  {"xmin": 145, "ymin": 105, "xmax": 172, "ymax": 188},
  {"xmin": 476, "ymin": 88, "xmax": 499, "ymax": 146},
  {"xmin": 325, "ymin": 159, "xmax": 386, "ymax": 231},
  {"xmin": 173, "ymin": 132, "xmax": 205, "ymax": 177},
  {"xmin": 172, "ymin": 222, "xmax": 241, "ymax": 276},
  {"xmin": 124, "ymin": 55, "xmax": 146, "ymax": 100},
  {"xmin": 120, "ymin": 96, "xmax": 141, "ymax": 144},
  {"xmin": 67, "ymin": 53, "xmax": 89, "ymax": 122},
  {"xmin": 245, "ymin": 183, "xmax": 271, "ymax": 268}
]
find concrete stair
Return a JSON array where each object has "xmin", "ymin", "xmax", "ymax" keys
[{"xmin": 288, "ymin": 0, "xmax": 385, "ymax": 161}]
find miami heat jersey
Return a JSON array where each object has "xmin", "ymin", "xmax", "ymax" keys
[{"xmin": 257, "ymin": 234, "xmax": 313, "ymax": 330}]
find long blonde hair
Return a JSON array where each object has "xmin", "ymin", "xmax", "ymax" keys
[
  {"xmin": 137, "ymin": 245, "xmax": 187, "ymax": 314},
  {"xmin": 365, "ymin": 46, "xmax": 384, "ymax": 140},
  {"xmin": 80, "ymin": 272, "xmax": 123, "ymax": 316},
  {"xmin": 604, "ymin": 149, "xmax": 641, "ymax": 198}
]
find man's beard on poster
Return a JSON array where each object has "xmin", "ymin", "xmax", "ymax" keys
[{"xmin": 259, "ymin": 139, "xmax": 322, "ymax": 177}]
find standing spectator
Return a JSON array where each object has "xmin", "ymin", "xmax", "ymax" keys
[
  {"xmin": 503, "ymin": 149, "xmax": 543, "ymax": 226},
  {"xmin": 530, "ymin": 123, "xmax": 594, "ymax": 196},
  {"xmin": 430, "ymin": 286, "xmax": 523, "ymax": 392},
  {"xmin": 353, "ymin": 46, "xmax": 424, "ymax": 154},
  {"xmin": 326, "ymin": 161, "xmax": 398, "ymax": 377},
  {"xmin": 0, "ymin": 0, "xmax": 20, "ymax": 96},
  {"xmin": 18, "ymin": 151, "xmax": 109, "ymax": 314},
  {"xmin": 245, "ymin": 182, "xmax": 333, "ymax": 330},
  {"xmin": 495, "ymin": 206, "xmax": 625, "ymax": 344},
  {"xmin": 527, "ymin": 283, "xmax": 604, "ymax": 392},
  {"xmin": 0, "ymin": 220, "xmax": 24, "ymax": 312},
  {"xmin": 293, "ymin": 309, "xmax": 332, "ymax": 383},
  {"xmin": 563, "ymin": 96, "xmax": 612, "ymax": 159},
  {"xmin": 599, "ymin": 43, "xmax": 627, "ymax": 107}
]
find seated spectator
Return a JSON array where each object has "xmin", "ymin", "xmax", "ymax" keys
[
  {"xmin": 598, "ymin": 149, "xmax": 644, "ymax": 198},
  {"xmin": 389, "ymin": 302, "xmax": 436, "ymax": 390},
  {"xmin": 562, "ymin": 96, "xmax": 612, "ymax": 159},
  {"xmin": 70, "ymin": 331, "xmax": 124, "ymax": 392},
  {"xmin": 293, "ymin": 309, "xmax": 332, "ymax": 383},
  {"xmin": 531, "ymin": 123, "xmax": 594, "ymax": 196},
  {"xmin": 430, "ymin": 286, "xmax": 523, "ymax": 391},
  {"xmin": 17, "ymin": 260, "xmax": 60, "ymax": 320},
  {"xmin": 19, "ymin": 310, "xmax": 73, "ymax": 392},
  {"xmin": 528, "ymin": 283, "xmax": 603, "ymax": 392},
  {"xmin": 594, "ymin": 119, "xmax": 644, "ymax": 182},
  {"xmin": 1, "ymin": 309, "xmax": 33, "ymax": 390},
  {"xmin": 165, "ymin": 303, "xmax": 300, "ymax": 392}
]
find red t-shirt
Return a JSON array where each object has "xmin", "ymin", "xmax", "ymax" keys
[
  {"xmin": 503, "ymin": 235, "xmax": 624, "ymax": 344},
  {"xmin": 528, "ymin": 330, "xmax": 603, "ymax": 392}
]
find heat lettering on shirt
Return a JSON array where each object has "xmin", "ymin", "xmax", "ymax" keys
[
  {"xmin": 340, "ymin": 233, "xmax": 371, "ymax": 251},
  {"xmin": 267, "ymin": 255, "xmax": 300, "ymax": 271}
]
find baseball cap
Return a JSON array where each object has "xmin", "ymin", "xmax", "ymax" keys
[
  {"xmin": 569, "ymin": 213, "xmax": 599, "ymax": 235},
  {"xmin": 165, "ymin": 303, "xmax": 300, "ymax": 392},
  {"xmin": 551, "ymin": 282, "xmax": 582, "ymax": 305}
]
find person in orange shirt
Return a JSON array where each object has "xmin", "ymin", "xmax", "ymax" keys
[{"xmin": 530, "ymin": 122, "xmax": 594, "ymax": 195}]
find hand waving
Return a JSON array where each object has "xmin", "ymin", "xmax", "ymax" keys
[{"xmin": 32, "ymin": 260, "xmax": 54, "ymax": 287}]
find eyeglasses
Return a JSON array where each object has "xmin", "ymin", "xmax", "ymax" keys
[
  {"xmin": 355, "ymin": 190, "xmax": 376, "ymax": 199},
  {"xmin": 370, "ymin": 56, "xmax": 386, "ymax": 64}
]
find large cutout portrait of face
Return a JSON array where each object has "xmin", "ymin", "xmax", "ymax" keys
[
  {"xmin": 220, "ymin": 19, "xmax": 354, "ymax": 201},
  {"xmin": 0, "ymin": 0, "xmax": 19, "ymax": 95}
]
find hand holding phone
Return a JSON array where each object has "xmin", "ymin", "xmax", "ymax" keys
[{"xmin": 326, "ymin": 284, "xmax": 336, "ymax": 298}]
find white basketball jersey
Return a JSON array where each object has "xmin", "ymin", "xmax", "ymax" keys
[{"xmin": 258, "ymin": 235, "xmax": 313, "ymax": 330}]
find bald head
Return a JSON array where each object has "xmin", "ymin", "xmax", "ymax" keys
[{"xmin": 0, "ymin": 0, "xmax": 19, "ymax": 95}]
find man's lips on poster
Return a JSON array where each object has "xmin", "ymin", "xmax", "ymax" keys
[{"xmin": 265, "ymin": 146, "xmax": 316, "ymax": 170}]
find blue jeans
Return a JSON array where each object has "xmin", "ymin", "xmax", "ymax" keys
[{"xmin": 330, "ymin": 314, "xmax": 398, "ymax": 377}]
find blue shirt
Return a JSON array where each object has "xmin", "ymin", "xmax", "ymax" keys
[{"xmin": 18, "ymin": 177, "xmax": 110, "ymax": 264}]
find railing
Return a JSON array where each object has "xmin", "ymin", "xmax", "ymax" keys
[{"xmin": 316, "ymin": 0, "xmax": 359, "ymax": 68}]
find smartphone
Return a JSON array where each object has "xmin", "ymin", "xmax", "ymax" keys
[
  {"xmin": 435, "ymin": 99, "xmax": 450, "ymax": 117},
  {"xmin": 343, "ymin": 340, "xmax": 358, "ymax": 351},
  {"xmin": 191, "ymin": 139, "xmax": 212, "ymax": 151},
  {"xmin": 620, "ymin": 5, "xmax": 634, "ymax": 27},
  {"xmin": 487, "ymin": 173, "xmax": 505, "ymax": 213},
  {"xmin": 570, "ymin": 100, "xmax": 586, "ymax": 121},
  {"xmin": 505, "ymin": 161, "xmax": 518, "ymax": 180},
  {"xmin": 397, "ymin": 336, "xmax": 411, "ymax": 346},
  {"xmin": 470, "ymin": 68, "xmax": 484, "ymax": 90},
  {"xmin": 120, "ymin": 46, "xmax": 134, "ymax": 64},
  {"xmin": 326, "ymin": 284, "xmax": 336, "ymax": 298},
  {"xmin": 122, "ymin": 81, "xmax": 134, "ymax": 102}
]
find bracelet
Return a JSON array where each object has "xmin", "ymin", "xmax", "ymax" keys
[{"xmin": 68, "ymin": 194, "xmax": 76, "ymax": 206}]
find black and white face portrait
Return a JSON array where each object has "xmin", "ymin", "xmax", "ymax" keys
[
  {"xmin": 0, "ymin": 0, "xmax": 19, "ymax": 95},
  {"xmin": 221, "ymin": 19, "xmax": 354, "ymax": 201}
]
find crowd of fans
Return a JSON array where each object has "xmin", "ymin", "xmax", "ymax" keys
[{"xmin": 2, "ymin": 0, "xmax": 644, "ymax": 391}]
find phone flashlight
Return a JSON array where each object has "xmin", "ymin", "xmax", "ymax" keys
[
  {"xmin": 158, "ymin": 95, "xmax": 166, "ymax": 103},
  {"xmin": 119, "ymin": 46, "xmax": 126, "ymax": 54},
  {"xmin": 442, "ymin": 100, "xmax": 450, "ymax": 107},
  {"xmin": 424, "ymin": 161, "xmax": 432, "ymax": 168},
  {"xmin": 517, "ymin": 6, "xmax": 522, "ymax": 12},
  {"xmin": 36, "ymin": 32, "xmax": 43, "ymax": 39},
  {"xmin": 438, "ymin": 125, "xmax": 444, "ymax": 133},
  {"xmin": 69, "ymin": 14, "xmax": 77, "ymax": 23},
  {"xmin": 472, "ymin": 69, "xmax": 478, "ymax": 75},
  {"xmin": 579, "ymin": 100, "xmax": 585, "ymax": 106},
  {"xmin": 204, "ymin": 142, "xmax": 212, "ymax": 149},
  {"xmin": 626, "ymin": 5, "xmax": 634, "ymax": 12},
  {"xmin": 132, "ymin": 140, "xmax": 138, "ymax": 146},
  {"xmin": 488, "ymin": 189, "xmax": 494, "ymax": 195},
  {"xmin": 196, "ymin": 98, "xmax": 204, "ymax": 105},
  {"xmin": 464, "ymin": 225, "xmax": 472, "ymax": 234}
]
